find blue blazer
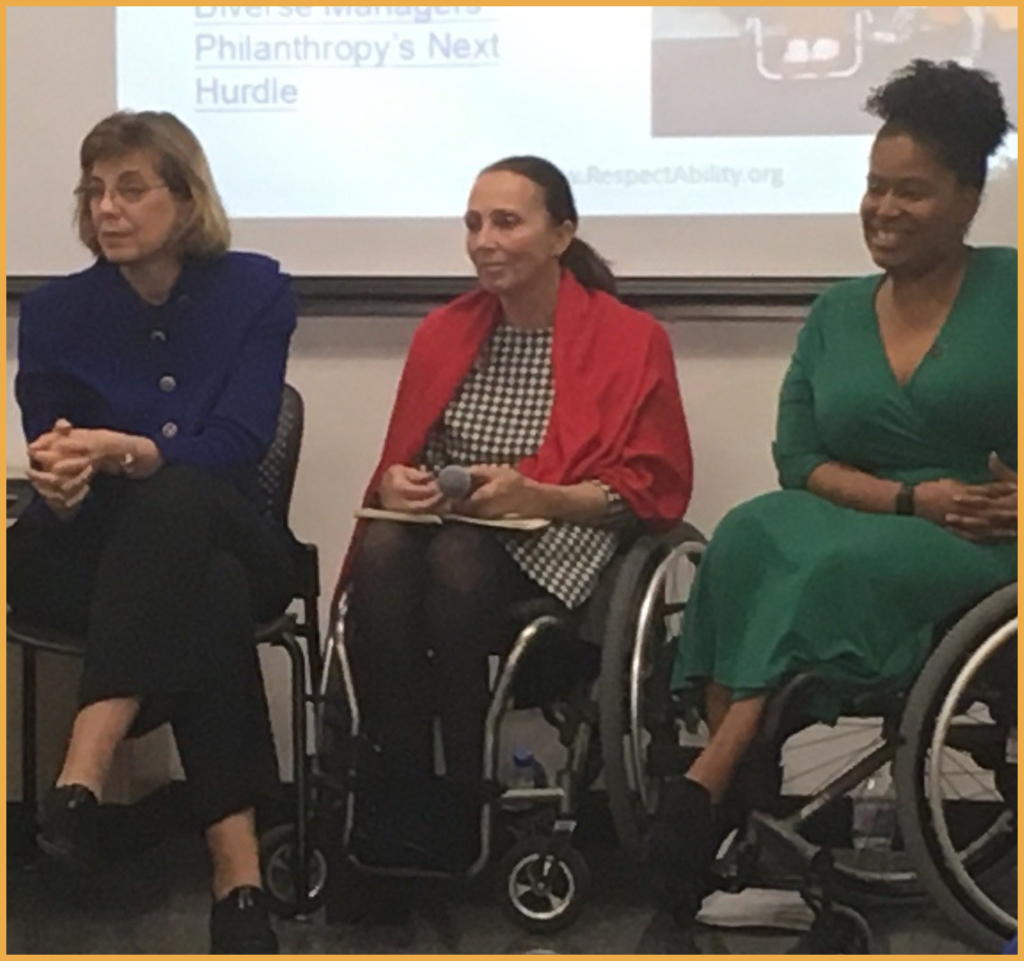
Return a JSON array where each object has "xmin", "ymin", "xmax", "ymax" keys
[{"xmin": 15, "ymin": 251, "xmax": 297, "ymax": 491}]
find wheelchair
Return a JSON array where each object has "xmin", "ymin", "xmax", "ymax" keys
[
  {"xmin": 258, "ymin": 519, "xmax": 706, "ymax": 933},
  {"xmin": 599, "ymin": 527, "xmax": 1017, "ymax": 952}
]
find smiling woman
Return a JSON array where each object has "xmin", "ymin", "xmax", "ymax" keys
[
  {"xmin": 861, "ymin": 135, "xmax": 980, "ymax": 275},
  {"xmin": 328, "ymin": 155, "xmax": 693, "ymax": 914},
  {"xmin": 649, "ymin": 61, "xmax": 1017, "ymax": 948}
]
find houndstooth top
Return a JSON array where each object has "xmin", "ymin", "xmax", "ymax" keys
[{"xmin": 421, "ymin": 323, "xmax": 634, "ymax": 608}]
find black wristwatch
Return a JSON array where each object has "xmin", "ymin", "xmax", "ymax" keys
[{"xmin": 895, "ymin": 482, "xmax": 916, "ymax": 516}]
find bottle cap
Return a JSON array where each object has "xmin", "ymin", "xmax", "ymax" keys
[{"xmin": 512, "ymin": 745, "xmax": 534, "ymax": 766}]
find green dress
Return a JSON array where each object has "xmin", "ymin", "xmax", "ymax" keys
[{"xmin": 673, "ymin": 246, "xmax": 1017, "ymax": 721}]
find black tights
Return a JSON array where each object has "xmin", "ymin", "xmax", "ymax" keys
[{"xmin": 349, "ymin": 521, "xmax": 549, "ymax": 782}]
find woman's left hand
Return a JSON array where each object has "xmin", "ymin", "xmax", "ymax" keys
[
  {"xmin": 945, "ymin": 453, "xmax": 1017, "ymax": 543},
  {"xmin": 460, "ymin": 464, "xmax": 544, "ymax": 519}
]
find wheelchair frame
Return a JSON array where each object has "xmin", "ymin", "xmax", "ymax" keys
[
  {"xmin": 261, "ymin": 507, "xmax": 1015, "ymax": 949},
  {"xmin": 327, "ymin": 595, "xmax": 596, "ymax": 930},
  {"xmin": 263, "ymin": 524, "xmax": 707, "ymax": 932},
  {"xmin": 603, "ymin": 548, "xmax": 1017, "ymax": 950}
]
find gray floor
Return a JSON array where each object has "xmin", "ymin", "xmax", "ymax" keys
[{"xmin": 7, "ymin": 809, "xmax": 989, "ymax": 955}]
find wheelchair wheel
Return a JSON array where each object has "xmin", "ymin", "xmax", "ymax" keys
[
  {"xmin": 598, "ymin": 527, "xmax": 706, "ymax": 859},
  {"xmin": 498, "ymin": 836, "xmax": 590, "ymax": 934},
  {"xmin": 894, "ymin": 583, "xmax": 1017, "ymax": 950},
  {"xmin": 259, "ymin": 823, "xmax": 329, "ymax": 918}
]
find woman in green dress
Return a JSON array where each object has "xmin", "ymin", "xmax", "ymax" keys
[{"xmin": 650, "ymin": 59, "xmax": 1017, "ymax": 935}]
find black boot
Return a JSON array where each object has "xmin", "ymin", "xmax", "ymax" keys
[
  {"xmin": 788, "ymin": 905, "xmax": 872, "ymax": 954},
  {"xmin": 326, "ymin": 859, "xmax": 414, "ymax": 926},
  {"xmin": 37, "ymin": 784, "xmax": 100, "ymax": 870},
  {"xmin": 209, "ymin": 886, "xmax": 279, "ymax": 954},
  {"xmin": 647, "ymin": 777, "xmax": 717, "ymax": 928},
  {"xmin": 637, "ymin": 908, "xmax": 702, "ymax": 954}
]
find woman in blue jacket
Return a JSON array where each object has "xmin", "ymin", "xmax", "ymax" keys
[{"xmin": 9, "ymin": 111, "xmax": 297, "ymax": 954}]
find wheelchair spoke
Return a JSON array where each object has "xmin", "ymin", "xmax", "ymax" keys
[
  {"xmin": 934, "ymin": 750, "xmax": 999, "ymax": 802},
  {"xmin": 782, "ymin": 729, "xmax": 884, "ymax": 755},
  {"xmin": 782, "ymin": 739, "xmax": 881, "ymax": 788},
  {"xmin": 958, "ymin": 810, "xmax": 1014, "ymax": 864}
]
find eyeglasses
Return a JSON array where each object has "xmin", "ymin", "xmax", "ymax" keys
[{"xmin": 76, "ymin": 181, "xmax": 169, "ymax": 207}]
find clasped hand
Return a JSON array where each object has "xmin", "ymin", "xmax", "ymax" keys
[
  {"xmin": 26, "ymin": 419, "xmax": 120, "ymax": 510},
  {"xmin": 916, "ymin": 453, "xmax": 1017, "ymax": 543}
]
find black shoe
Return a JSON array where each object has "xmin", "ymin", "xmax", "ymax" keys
[
  {"xmin": 209, "ymin": 886, "xmax": 279, "ymax": 955},
  {"xmin": 350, "ymin": 778, "xmax": 481, "ymax": 874},
  {"xmin": 328, "ymin": 864, "xmax": 414, "ymax": 926},
  {"xmin": 788, "ymin": 905, "xmax": 872, "ymax": 954},
  {"xmin": 636, "ymin": 908, "xmax": 702, "ymax": 954},
  {"xmin": 38, "ymin": 784, "xmax": 100, "ymax": 870},
  {"xmin": 646, "ymin": 777, "xmax": 717, "ymax": 926}
]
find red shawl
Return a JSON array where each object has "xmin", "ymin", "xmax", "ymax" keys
[{"xmin": 337, "ymin": 271, "xmax": 693, "ymax": 591}]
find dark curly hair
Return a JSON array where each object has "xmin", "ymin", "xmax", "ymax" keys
[{"xmin": 865, "ymin": 59, "xmax": 1013, "ymax": 189}]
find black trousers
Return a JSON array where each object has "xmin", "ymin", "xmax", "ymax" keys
[
  {"xmin": 349, "ymin": 521, "xmax": 550, "ymax": 783},
  {"xmin": 7, "ymin": 466, "xmax": 294, "ymax": 828}
]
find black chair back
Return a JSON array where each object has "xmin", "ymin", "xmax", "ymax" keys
[{"xmin": 254, "ymin": 384, "xmax": 304, "ymax": 528}]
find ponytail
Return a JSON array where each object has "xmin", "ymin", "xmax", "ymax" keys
[
  {"xmin": 481, "ymin": 155, "xmax": 618, "ymax": 296},
  {"xmin": 560, "ymin": 237, "xmax": 617, "ymax": 296}
]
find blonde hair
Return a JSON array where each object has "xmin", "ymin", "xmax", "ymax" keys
[{"xmin": 76, "ymin": 110, "xmax": 230, "ymax": 258}]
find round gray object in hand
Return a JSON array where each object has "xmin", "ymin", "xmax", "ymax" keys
[{"xmin": 437, "ymin": 464, "xmax": 473, "ymax": 500}]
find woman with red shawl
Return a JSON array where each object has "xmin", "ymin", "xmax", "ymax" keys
[{"xmin": 341, "ymin": 156, "xmax": 693, "ymax": 892}]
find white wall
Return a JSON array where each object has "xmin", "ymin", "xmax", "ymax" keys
[{"xmin": 6, "ymin": 307, "xmax": 803, "ymax": 795}]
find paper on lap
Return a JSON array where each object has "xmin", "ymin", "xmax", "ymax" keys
[{"xmin": 354, "ymin": 507, "xmax": 550, "ymax": 531}]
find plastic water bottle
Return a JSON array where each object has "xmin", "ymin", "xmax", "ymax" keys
[
  {"xmin": 851, "ymin": 767, "xmax": 897, "ymax": 851},
  {"xmin": 507, "ymin": 746, "xmax": 548, "ymax": 790}
]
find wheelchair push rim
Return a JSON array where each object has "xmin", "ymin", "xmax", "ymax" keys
[
  {"xmin": 599, "ymin": 530, "xmax": 706, "ymax": 860},
  {"xmin": 926, "ymin": 621, "xmax": 1017, "ymax": 932},
  {"xmin": 896, "ymin": 585, "xmax": 1017, "ymax": 950}
]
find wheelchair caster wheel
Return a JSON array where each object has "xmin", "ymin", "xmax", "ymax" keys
[
  {"xmin": 259, "ymin": 823, "xmax": 329, "ymax": 918},
  {"xmin": 498, "ymin": 836, "xmax": 589, "ymax": 933}
]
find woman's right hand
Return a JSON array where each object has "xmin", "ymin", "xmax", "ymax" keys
[
  {"xmin": 26, "ymin": 419, "xmax": 94, "ymax": 516},
  {"xmin": 377, "ymin": 464, "xmax": 444, "ymax": 514},
  {"xmin": 26, "ymin": 461, "xmax": 93, "ymax": 518}
]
